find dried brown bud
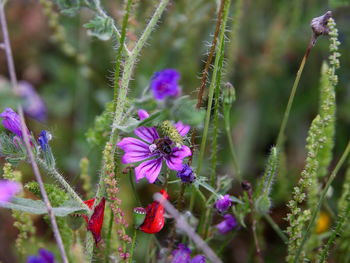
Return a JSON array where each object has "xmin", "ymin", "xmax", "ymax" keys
[
  {"xmin": 241, "ymin": 180, "xmax": 252, "ymax": 191},
  {"xmin": 311, "ymin": 11, "xmax": 332, "ymax": 44}
]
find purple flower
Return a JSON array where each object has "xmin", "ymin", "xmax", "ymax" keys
[
  {"xmin": 18, "ymin": 81, "xmax": 47, "ymax": 122},
  {"xmin": 171, "ymin": 244, "xmax": 191, "ymax": 263},
  {"xmin": 0, "ymin": 108, "xmax": 28, "ymax": 137},
  {"xmin": 177, "ymin": 164, "xmax": 195, "ymax": 183},
  {"xmin": 150, "ymin": 69, "xmax": 181, "ymax": 100},
  {"xmin": 190, "ymin": 255, "xmax": 206, "ymax": 263},
  {"xmin": 215, "ymin": 214, "xmax": 237, "ymax": 234},
  {"xmin": 118, "ymin": 110, "xmax": 191, "ymax": 184},
  {"xmin": 215, "ymin": 194, "xmax": 232, "ymax": 213},
  {"xmin": 27, "ymin": 248, "xmax": 55, "ymax": 263},
  {"xmin": 0, "ymin": 180, "xmax": 21, "ymax": 202},
  {"xmin": 38, "ymin": 130, "xmax": 52, "ymax": 151}
]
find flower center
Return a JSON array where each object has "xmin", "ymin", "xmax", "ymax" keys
[{"xmin": 151, "ymin": 138, "xmax": 173, "ymax": 156}]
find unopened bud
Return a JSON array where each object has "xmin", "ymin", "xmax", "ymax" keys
[
  {"xmin": 133, "ymin": 207, "xmax": 146, "ymax": 228},
  {"xmin": 223, "ymin": 82, "xmax": 236, "ymax": 106}
]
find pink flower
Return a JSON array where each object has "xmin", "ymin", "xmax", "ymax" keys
[
  {"xmin": 117, "ymin": 110, "xmax": 191, "ymax": 183},
  {"xmin": 0, "ymin": 179, "xmax": 21, "ymax": 202}
]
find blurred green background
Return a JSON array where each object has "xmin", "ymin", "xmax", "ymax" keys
[{"xmin": 0, "ymin": 0, "xmax": 349, "ymax": 262}]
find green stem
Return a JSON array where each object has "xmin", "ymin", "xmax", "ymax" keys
[
  {"xmin": 293, "ymin": 140, "xmax": 350, "ymax": 263},
  {"xmin": 263, "ymin": 213, "xmax": 288, "ymax": 243},
  {"xmin": 276, "ymin": 39, "xmax": 313, "ymax": 149},
  {"xmin": 104, "ymin": 209, "xmax": 114, "ymax": 263},
  {"xmin": 113, "ymin": 0, "xmax": 133, "ymax": 108},
  {"xmin": 196, "ymin": 0, "xmax": 228, "ymax": 176},
  {"xmin": 129, "ymin": 228, "xmax": 137, "ymax": 263},
  {"xmin": 224, "ymin": 107, "xmax": 241, "ymax": 179},
  {"xmin": 36, "ymin": 158, "xmax": 89, "ymax": 210},
  {"xmin": 93, "ymin": 0, "xmax": 131, "ymax": 56},
  {"xmin": 129, "ymin": 170, "xmax": 141, "ymax": 206}
]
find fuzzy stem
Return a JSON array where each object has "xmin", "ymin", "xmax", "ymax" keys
[
  {"xmin": 36, "ymin": 158, "xmax": 89, "ymax": 210},
  {"xmin": 104, "ymin": 209, "xmax": 114, "ymax": 263},
  {"xmin": 318, "ymin": 198, "xmax": 350, "ymax": 263},
  {"xmin": 0, "ymin": 3, "xmax": 68, "ymax": 262},
  {"xmin": 95, "ymin": 0, "xmax": 169, "ymax": 203},
  {"xmin": 293, "ymin": 140, "xmax": 350, "ymax": 263},
  {"xmin": 129, "ymin": 228, "xmax": 137, "ymax": 263},
  {"xmin": 196, "ymin": 0, "xmax": 226, "ymax": 175},
  {"xmin": 113, "ymin": 0, "xmax": 133, "ymax": 109},
  {"xmin": 93, "ymin": 0, "xmax": 131, "ymax": 56},
  {"xmin": 276, "ymin": 39, "xmax": 314, "ymax": 149}
]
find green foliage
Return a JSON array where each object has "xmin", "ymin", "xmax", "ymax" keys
[
  {"xmin": 25, "ymin": 181, "xmax": 69, "ymax": 207},
  {"xmin": 171, "ymin": 96, "xmax": 205, "ymax": 127},
  {"xmin": 286, "ymin": 115, "xmax": 324, "ymax": 262},
  {"xmin": 0, "ymin": 197, "xmax": 85, "ymax": 216},
  {"xmin": 86, "ymin": 101, "xmax": 114, "ymax": 146},
  {"xmin": 317, "ymin": 62, "xmax": 336, "ymax": 178},
  {"xmin": 2, "ymin": 163, "xmax": 36, "ymax": 257},
  {"xmin": 84, "ymin": 15, "xmax": 114, "ymax": 41},
  {"xmin": 0, "ymin": 133, "xmax": 27, "ymax": 164},
  {"xmin": 53, "ymin": 0, "xmax": 81, "ymax": 16},
  {"xmin": 80, "ymin": 157, "xmax": 91, "ymax": 197}
]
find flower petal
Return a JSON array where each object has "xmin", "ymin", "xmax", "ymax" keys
[
  {"xmin": 175, "ymin": 121, "xmax": 190, "ymax": 136},
  {"xmin": 166, "ymin": 145, "xmax": 192, "ymax": 171},
  {"xmin": 118, "ymin": 137, "xmax": 151, "ymax": 164},
  {"xmin": 135, "ymin": 158, "xmax": 162, "ymax": 183},
  {"xmin": 134, "ymin": 126, "xmax": 159, "ymax": 143},
  {"xmin": 138, "ymin": 109, "xmax": 149, "ymax": 120}
]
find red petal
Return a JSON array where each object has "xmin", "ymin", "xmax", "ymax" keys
[
  {"xmin": 87, "ymin": 198, "xmax": 106, "ymax": 244},
  {"xmin": 139, "ymin": 190, "xmax": 168, "ymax": 234}
]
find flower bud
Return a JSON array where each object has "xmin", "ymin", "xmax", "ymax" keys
[{"xmin": 133, "ymin": 207, "xmax": 146, "ymax": 228}]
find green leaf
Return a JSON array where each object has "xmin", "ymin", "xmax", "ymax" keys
[
  {"xmin": 171, "ymin": 96, "xmax": 205, "ymax": 127},
  {"xmin": 53, "ymin": 0, "xmax": 81, "ymax": 16},
  {"xmin": 84, "ymin": 16, "xmax": 114, "ymax": 41},
  {"xmin": 115, "ymin": 117, "xmax": 140, "ymax": 133},
  {"xmin": 137, "ymin": 111, "xmax": 167, "ymax": 127},
  {"xmin": 0, "ymin": 197, "xmax": 86, "ymax": 216}
]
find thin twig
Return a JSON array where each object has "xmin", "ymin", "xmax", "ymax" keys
[
  {"xmin": 0, "ymin": 3, "xmax": 68, "ymax": 263},
  {"xmin": 154, "ymin": 193, "xmax": 223, "ymax": 263}
]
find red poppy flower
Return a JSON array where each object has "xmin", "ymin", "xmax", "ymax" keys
[
  {"xmin": 82, "ymin": 197, "xmax": 106, "ymax": 244},
  {"xmin": 139, "ymin": 189, "xmax": 169, "ymax": 234}
]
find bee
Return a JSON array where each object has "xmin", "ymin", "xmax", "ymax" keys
[{"xmin": 154, "ymin": 138, "xmax": 173, "ymax": 155}]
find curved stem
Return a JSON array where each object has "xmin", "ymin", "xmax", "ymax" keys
[
  {"xmin": 276, "ymin": 40, "xmax": 314, "ymax": 149},
  {"xmin": 0, "ymin": 3, "xmax": 68, "ymax": 262}
]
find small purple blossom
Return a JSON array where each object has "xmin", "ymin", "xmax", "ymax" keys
[
  {"xmin": 27, "ymin": 248, "xmax": 55, "ymax": 263},
  {"xmin": 150, "ymin": 69, "xmax": 181, "ymax": 100},
  {"xmin": 215, "ymin": 194, "xmax": 232, "ymax": 213},
  {"xmin": 190, "ymin": 255, "xmax": 206, "ymax": 263},
  {"xmin": 18, "ymin": 81, "xmax": 47, "ymax": 122},
  {"xmin": 215, "ymin": 214, "xmax": 237, "ymax": 234},
  {"xmin": 177, "ymin": 164, "xmax": 195, "ymax": 183},
  {"xmin": 118, "ymin": 110, "xmax": 191, "ymax": 184},
  {"xmin": 0, "ymin": 180, "xmax": 21, "ymax": 202},
  {"xmin": 38, "ymin": 130, "xmax": 52, "ymax": 151},
  {"xmin": 171, "ymin": 244, "xmax": 191, "ymax": 263},
  {"xmin": 0, "ymin": 108, "xmax": 27, "ymax": 137}
]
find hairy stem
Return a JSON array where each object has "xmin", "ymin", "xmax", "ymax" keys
[
  {"xmin": 0, "ymin": 3, "xmax": 68, "ymax": 262},
  {"xmin": 36, "ymin": 158, "xmax": 89, "ymax": 210},
  {"xmin": 129, "ymin": 228, "xmax": 137, "ymax": 263}
]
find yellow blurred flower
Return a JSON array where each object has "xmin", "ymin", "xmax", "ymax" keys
[{"xmin": 316, "ymin": 211, "xmax": 331, "ymax": 234}]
